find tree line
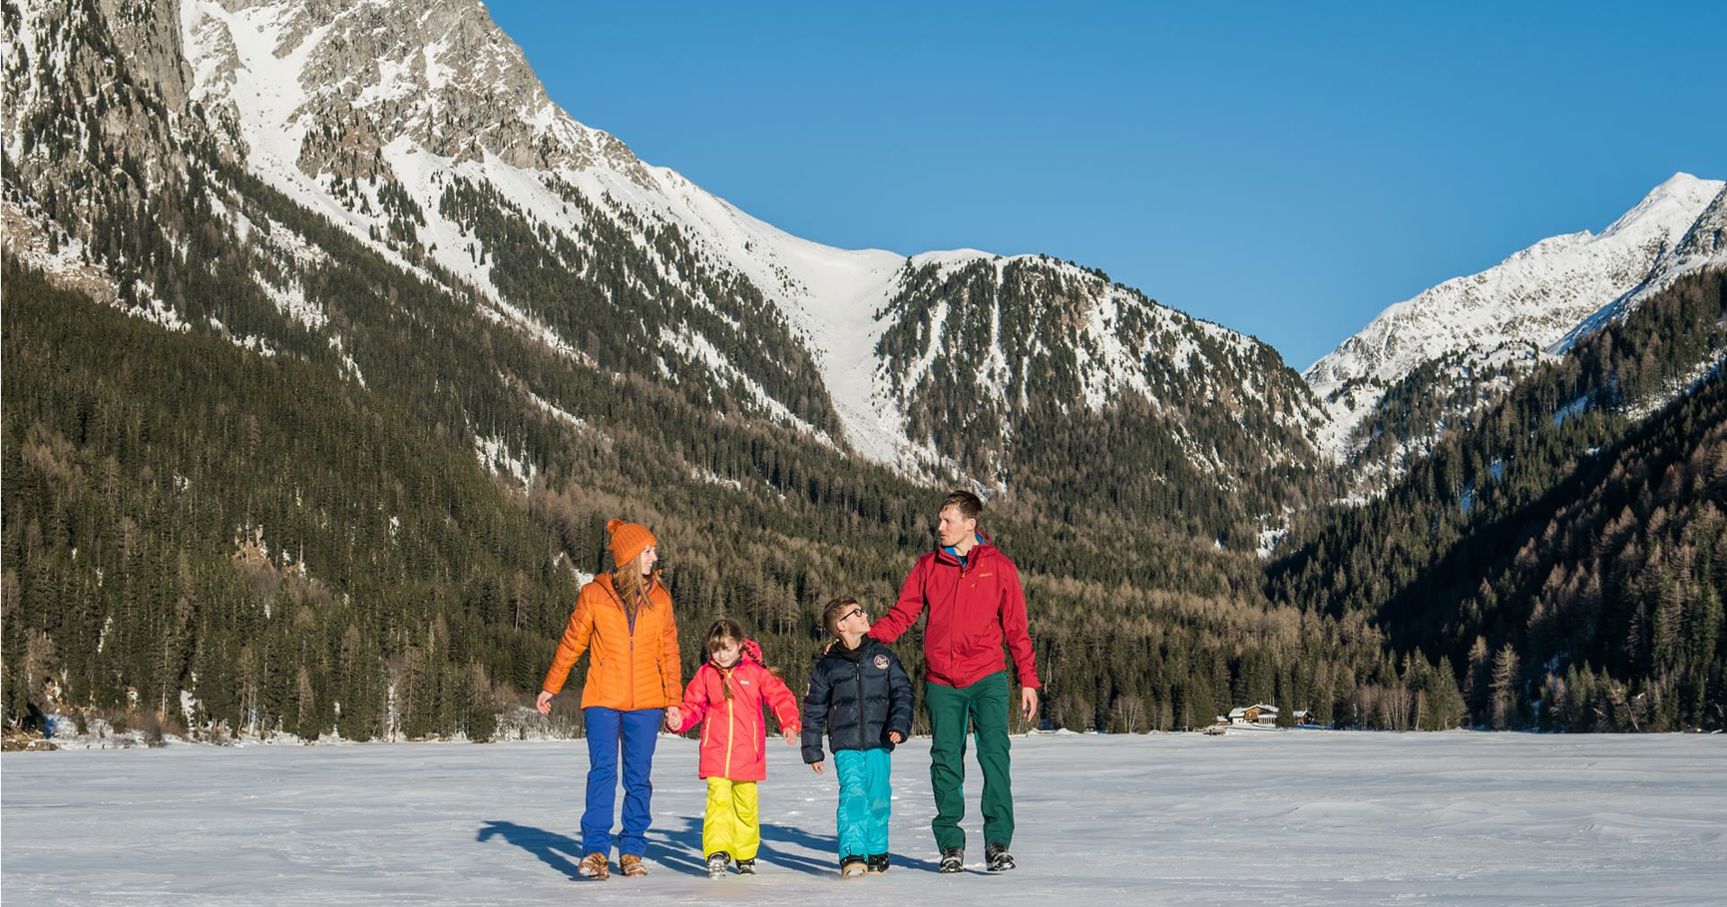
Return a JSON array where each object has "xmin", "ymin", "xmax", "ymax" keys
[{"xmin": 1270, "ymin": 272, "xmax": 1727, "ymax": 731}]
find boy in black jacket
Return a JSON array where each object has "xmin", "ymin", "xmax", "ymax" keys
[{"xmin": 802, "ymin": 597, "xmax": 914, "ymax": 878}]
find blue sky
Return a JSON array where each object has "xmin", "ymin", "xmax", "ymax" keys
[{"xmin": 486, "ymin": 1, "xmax": 1727, "ymax": 369}]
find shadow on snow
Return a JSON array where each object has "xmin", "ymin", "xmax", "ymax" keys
[{"xmin": 480, "ymin": 816, "xmax": 945, "ymax": 879}]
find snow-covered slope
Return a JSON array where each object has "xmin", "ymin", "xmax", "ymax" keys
[
  {"xmin": 177, "ymin": 0, "xmax": 924, "ymax": 465},
  {"xmin": 1306, "ymin": 173, "xmax": 1726, "ymax": 462},
  {"xmin": 159, "ymin": 0, "xmax": 1320, "ymax": 486}
]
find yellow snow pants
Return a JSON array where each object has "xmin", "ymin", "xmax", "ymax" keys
[{"xmin": 703, "ymin": 778, "xmax": 760, "ymax": 860}]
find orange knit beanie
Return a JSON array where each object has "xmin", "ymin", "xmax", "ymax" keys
[{"xmin": 606, "ymin": 518, "xmax": 656, "ymax": 569}]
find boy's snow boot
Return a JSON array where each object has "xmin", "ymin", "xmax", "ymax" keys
[
  {"xmin": 735, "ymin": 858, "xmax": 757, "ymax": 875},
  {"xmin": 985, "ymin": 843, "xmax": 1016, "ymax": 872},
  {"xmin": 578, "ymin": 852, "xmax": 610, "ymax": 880},
  {"xmin": 618, "ymin": 854, "xmax": 647, "ymax": 877},
  {"xmin": 706, "ymin": 851, "xmax": 730, "ymax": 879},
  {"xmin": 939, "ymin": 847, "xmax": 965, "ymax": 873},
  {"xmin": 866, "ymin": 853, "xmax": 890, "ymax": 875},
  {"xmin": 840, "ymin": 856, "xmax": 868, "ymax": 878}
]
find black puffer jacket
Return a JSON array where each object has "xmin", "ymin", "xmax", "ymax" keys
[{"xmin": 801, "ymin": 638, "xmax": 914, "ymax": 764}]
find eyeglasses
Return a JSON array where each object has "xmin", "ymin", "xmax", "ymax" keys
[{"xmin": 841, "ymin": 607, "xmax": 865, "ymax": 623}]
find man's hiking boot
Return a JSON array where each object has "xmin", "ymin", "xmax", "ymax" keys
[
  {"xmin": 618, "ymin": 854, "xmax": 647, "ymax": 877},
  {"xmin": 706, "ymin": 851, "xmax": 730, "ymax": 879},
  {"xmin": 577, "ymin": 852, "xmax": 610, "ymax": 880},
  {"xmin": 866, "ymin": 853, "xmax": 890, "ymax": 875},
  {"xmin": 939, "ymin": 847, "xmax": 965, "ymax": 873},
  {"xmin": 840, "ymin": 855, "xmax": 868, "ymax": 878},
  {"xmin": 735, "ymin": 857, "xmax": 757, "ymax": 875},
  {"xmin": 985, "ymin": 843, "xmax": 1016, "ymax": 872}
]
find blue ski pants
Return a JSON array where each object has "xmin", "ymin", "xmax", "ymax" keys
[
  {"xmin": 581, "ymin": 707, "xmax": 663, "ymax": 857},
  {"xmin": 834, "ymin": 748, "xmax": 892, "ymax": 858}
]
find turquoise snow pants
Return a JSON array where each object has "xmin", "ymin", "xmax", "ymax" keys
[{"xmin": 833, "ymin": 748, "xmax": 892, "ymax": 858}]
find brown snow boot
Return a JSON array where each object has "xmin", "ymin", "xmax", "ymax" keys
[
  {"xmin": 578, "ymin": 852, "xmax": 610, "ymax": 879},
  {"xmin": 619, "ymin": 854, "xmax": 648, "ymax": 877}
]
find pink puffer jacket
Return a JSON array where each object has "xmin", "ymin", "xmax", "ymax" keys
[{"xmin": 673, "ymin": 640, "xmax": 801, "ymax": 782}]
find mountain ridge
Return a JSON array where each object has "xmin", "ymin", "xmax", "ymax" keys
[
  {"xmin": 1306, "ymin": 172, "xmax": 1727, "ymax": 469},
  {"xmin": 7, "ymin": 0, "xmax": 1327, "ymax": 504}
]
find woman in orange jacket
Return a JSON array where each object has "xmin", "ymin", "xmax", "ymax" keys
[{"xmin": 536, "ymin": 519, "xmax": 682, "ymax": 880}]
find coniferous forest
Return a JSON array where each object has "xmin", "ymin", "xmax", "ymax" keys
[
  {"xmin": 2, "ymin": 239, "xmax": 1470, "ymax": 742},
  {"xmin": 3, "ymin": 0, "xmax": 1723, "ymax": 744},
  {"xmin": 1270, "ymin": 271, "xmax": 1727, "ymax": 731},
  {"xmin": 16, "ymin": 249, "xmax": 1721, "ymax": 739}
]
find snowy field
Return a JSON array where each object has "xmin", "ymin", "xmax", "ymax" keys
[{"xmin": 4, "ymin": 731, "xmax": 1724, "ymax": 906}]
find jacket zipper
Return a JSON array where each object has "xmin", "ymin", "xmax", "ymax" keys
[
  {"xmin": 950, "ymin": 556, "xmax": 965, "ymax": 677},
  {"xmin": 647, "ymin": 578, "xmax": 666, "ymax": 705},
  {"xmin": 724, "ymin": 670, "xmax": 736, "ymax": 775},
  {"xmin": 613, "ymin": 579, "xmax": 639, "ymax": 711},
  {"xmin": 853, "ymin": 658, "xmax": 867, "ymax": 750}
]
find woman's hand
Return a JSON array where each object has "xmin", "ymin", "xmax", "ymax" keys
[
  {"xmin": 535, "ymin": 691, "xmax": 553, "ymax": 715},
  {"xmin": 664, "ymin": 706, "xmax": 682, "ymax": 731}
]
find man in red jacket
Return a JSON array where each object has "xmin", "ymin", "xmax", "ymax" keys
[{"xmin": 868, "ymin": 490, "xmax": 1039, "ymax": 873}]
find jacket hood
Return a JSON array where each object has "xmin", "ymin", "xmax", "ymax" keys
[
  {"xmin": 704, "ymin": 636, "xmax": 765, "ymax": 668},
  {"xmin": 822, "ymin": 637, "xmax": 883, "ymax": 664}
]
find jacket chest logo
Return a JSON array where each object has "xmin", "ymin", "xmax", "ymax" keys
[{"xmin": 872, "ymin": 655, "xmax": 890, "ymax": 670}]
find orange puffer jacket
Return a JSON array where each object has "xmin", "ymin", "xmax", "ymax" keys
[{"xmin": 541, "ymin": 572, "xmax": 682, "ymax": 711}]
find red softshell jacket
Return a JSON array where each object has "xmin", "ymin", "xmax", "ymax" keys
[
  {"xmin": 870, "ymin": 536, "xmax": 1041, "ymax": 690},
  {"xmin": 673, "ymin": 639, "xmax": 801, "ymax": 782}
]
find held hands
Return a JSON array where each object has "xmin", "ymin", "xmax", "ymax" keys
[
  {"xmin": 535, "ymin": 691, "xmax": 554, "ymax": 715},
  {"xmin": 663, "ymin": 706, "xmax": 682, "ymax": 732},
  {"xmin": 1021, "ymin": 687, "xmax": 1039, "ymax": 722}
]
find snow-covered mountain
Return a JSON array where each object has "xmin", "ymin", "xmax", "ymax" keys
[
  {"xmin": 3, "ymin": 0, "xmax": 1325, "ymax": 517},
  {"xmin": 1306, "ymin": 173, "xmax": 1727, "ymax": 465},
  {"xmin": 8, "ymin": 0, "xmax": 1719, "ymax": 527}
]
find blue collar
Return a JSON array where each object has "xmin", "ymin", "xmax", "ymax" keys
[{"xmin": 942, "ymin": 532, "xmax": 986, "ymax": 567}]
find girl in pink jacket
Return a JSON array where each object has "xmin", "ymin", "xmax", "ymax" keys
[{"xmin": 669, "ymin": 618, "xmax": 801, "ymax": 878}]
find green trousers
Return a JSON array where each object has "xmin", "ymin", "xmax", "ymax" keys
[{"xmin": 925, "ymin": 671, "xmax": 1013, "ymax": 851}]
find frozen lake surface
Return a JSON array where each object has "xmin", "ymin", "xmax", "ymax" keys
[{"xmin": 4, "ymin": 731, "xmax": 1724, "ymax": 905}]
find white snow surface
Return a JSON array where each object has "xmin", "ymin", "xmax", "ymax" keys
[
  {"xmin": 1306, "ymin": 173, "xmax": 1725, "ymax": 463},
  {"xmin": 4, "ymin": 732, "xmax": 1725, "ymax": 905}
]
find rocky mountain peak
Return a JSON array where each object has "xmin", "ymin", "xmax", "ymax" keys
[
  {"xmin": 180, "ymin": 0, "xmax": 649, "ymax": 185},
  {"xmin": 1600, "ymin": 171, "xmax": 1721, "ymax": 239},
  {"xmin": 1305, "ymin": 172, "xmax": 1725, "ymax": 465}
]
